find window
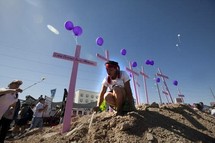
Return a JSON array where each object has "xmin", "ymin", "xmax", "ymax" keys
[
  {"xmin": 80, "ymin": 94, "xmax": 83, "ymax": 97},
  {"xmin": 85, "ymin": 99, "xmax": 89, "ymax": 103},
  {"xmin": 73, "ymin": 110, "xmax": 77, "ymax": 116},
  {"xmin": 91, "ymin": 95, "xmax": 94, "ymax": 98},
  {"xmin": 78, "ymin": 111, "xmax": 82, "ymax": 115},
  {"xmin": 80, "ymin": 99, "xmax": 83, "ymax": 102},
  {"xmin": 86, "ymin": 94, "xmax": 89, "ymax": 98}
]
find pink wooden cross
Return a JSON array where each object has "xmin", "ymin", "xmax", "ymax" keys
[
  {"xmin": 96, "ymin": 50, "xmax": 114, "ymax": 112},
  {"xmin": 135, "ymin": 80, "xmax": 141, "ymax": 104},
  {"xmin": 177, "ymin": 88, "xmax": 185, "ymax": 103},
  {"xmin": 96, "ymin": 50, "xmax": 109, "ymax": 62},
  {"xmin": 140, "ymin": 66, "xmax": 149, "ymax": 104},
  {"xmin": 53, "ymin": 45, "xmax": 97, "ymax": 133},
  {"xmin": 126, "ymin": 62, "xmax": 139, "ymax": 105},
  {"xmin": 154, "ymin": 75, "xmax": 162, "ymax": 104},
  {"xmin": 162, "ymin": 86, "xmax": 170, "ymax": 103},
  {"xmin": 156, "ymin": 68, "xmax": 174, "ymax": 103}
]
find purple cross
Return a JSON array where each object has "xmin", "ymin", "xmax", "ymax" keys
[{"xmin": 53, "ymin": 45, "xmax": 97, "ymax": 133}]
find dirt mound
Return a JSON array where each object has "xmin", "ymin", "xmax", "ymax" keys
[{"xmin": 6, "ymin": 104, "xmax": 215, "ymax": 143}]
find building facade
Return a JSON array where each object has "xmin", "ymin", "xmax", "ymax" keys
[{"xmin": 74, "ymin": 89, "xmax": 99, "ymax": 104}]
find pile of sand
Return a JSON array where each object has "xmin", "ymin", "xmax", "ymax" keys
[{"xmin": 6, "ymin": 104, "xmax": 215, "ymax": 143}]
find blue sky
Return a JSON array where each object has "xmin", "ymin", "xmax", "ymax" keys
[{"xmin": 0, "ymin": 0, "xmax": 215, "ymax": 105}]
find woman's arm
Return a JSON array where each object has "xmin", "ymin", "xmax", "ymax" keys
[
  {"xmin": 124, "ymin": 80, "xmax": 133, "ymax": 101},
  {"xmin": 38, "ymin": 104, "xmax": 48, "ymax": 112},
  {"xmin": 0, "ymin": 88, "xmax": 22, "ymax": 95},
  {"xmin": 97, "ymin": 85, "xmax": 107, "ymax": 106}
]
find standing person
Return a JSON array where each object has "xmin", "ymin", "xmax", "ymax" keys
[
  {"xmin": 95, "ymin": 60, "xmax": 136, "ymax": 116},
  {"xmin": 0, "ymin": 100, "xmax": 20, "ymax": 143},
  {"xmin": 211, "ymin": 106, "xmax": 215, "ymax": 117},
  {"xmin": 29, "ymin": 97, "xmax": 48, "ymax": 131},
  {"xmin": 0, "ymin": 80, "xmax": 23, "ymax": 119},
  {"xmin": 12, "ymin": 103, "xmax": 34, "ymax": 136}
]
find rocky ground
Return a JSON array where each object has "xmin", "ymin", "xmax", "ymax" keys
[{"xmin": 5, "ymin": 104, "xmax": 215, "ymax": 143}]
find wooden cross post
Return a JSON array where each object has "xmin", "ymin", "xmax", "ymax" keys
[
  {"xmin": 162, "ymin": 86, "xmax": 170, "ymax": 103},
  {"xmin": 126, "ymin": 62, "xmax": 139, "ymax": 105},
  {"xmin": 140, "ymin": 66, "xmax": 149, "ymax": 104},
  {"xmin": 210, "ymin": 87, "xmax": 215, "ymax": 101},
  {"xmin": 154, "ymin": 75, "xmax": 162, "ymax": 104},
  {"xmin": 177, "ymin": 88, "xmax": 185, "ymax": 103},
  {"xmin": 96, "ymin": 50, "xmax": 113, "ymax": 112},
  {"xmin": 135, "ymin": 81, "xmax": 140, "ymax": 104},
  {"xmin": 156, "ymin": 68, "xmax": 174, "ymax": 103},
  {"xmin": 53, "ymin": 45, "xmax": 97, "ymax": 133},
  {"xmin": 96, "ymin": 50, "xmax": 109, "ymax": 62}
]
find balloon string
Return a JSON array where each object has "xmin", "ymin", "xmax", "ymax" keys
[
  {"xmin": 123, "ymin": 56, "xmax": 130, "ymax": 67},
  {"xmin": 73, "ymin": 35, "xmax": 78, "ymax": 45},
  {"xmin": 101, "ymin": 46, "xmax": 106, "ymax": 53},
  {"xmin": 178, "ymin": 36, "xmax": 181, "ymax": 43}
]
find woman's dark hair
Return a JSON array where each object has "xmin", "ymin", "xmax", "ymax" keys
[{"xmin": 105, "ymin": 60, "xmax": 121, "ymax": 84}]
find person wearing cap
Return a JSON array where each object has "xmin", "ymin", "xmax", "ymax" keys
[
  {"xmin": 0, "ymin": 80, "xmax": 23, "ymax": 119},
  {"xmin": 95, "ymin": 60, "xmax": 136, "ymax": 116},
  {"xmin": 28, "ymin": 97, "xmax": 48, "ymax": 131}
]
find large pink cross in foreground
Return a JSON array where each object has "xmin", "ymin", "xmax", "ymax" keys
[
  {"xmin": 126, "ymin": 62, "xmax": 139, "ymax": 105},
  {"xmin": 156, "ymin": 68, "xmax": 174, "ymax": 103},
  {"xmin": 53, "ymin": 45, "xmax": 97, "ymax": 133},
  {"xmin": 140, "ymin": 66, "xmax": 149, "ymax": 104}
]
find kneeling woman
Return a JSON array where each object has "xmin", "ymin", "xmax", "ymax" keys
[{"xmin": 96, "ymin": 60, "xmax": 136, "ymax": 115}]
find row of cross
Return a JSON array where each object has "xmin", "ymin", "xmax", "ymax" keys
[{"xmin": 53, "ymin": 45, "xmax": 183, "ymax": 133}]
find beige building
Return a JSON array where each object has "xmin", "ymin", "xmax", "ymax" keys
[{"xmin": 74, "ymin": 89, "xmax": 99, "ymax": 104}]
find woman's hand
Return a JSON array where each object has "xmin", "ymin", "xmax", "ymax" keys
[
  {"xmin": 16, "ymin": 88, "xmax": 23, "ymax": 93},
  {"xmin": 93, "ymin": 106, "xmax": 100, "ymax": 112}
]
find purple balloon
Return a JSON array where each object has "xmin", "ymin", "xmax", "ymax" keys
[
  {"xmin": 64, "ymin": 21, "xmax": 74, "ymax": 31},
  {"xmin": 121, "ymin": 49, "xmax": 127, "ymax": 56},
  {"xmin": 96, "ymin": 37, "xmax": 104, "ymax": 46},
  {"xmin": 73, "ymin": 26, "xmax": 83, "ymax": 36},
  {"xmin": 173, "ymin": 80, "xmax": 178, "ymax": 86},
  {"xmin": 145, "ymin": 60, "xmax": 151, "ymax": 65},
  {"xmin": 150, "ymin": 60, "xmax": 154, "ymax": 65},
  {"xmin": 132, "ymin": 61, "xmax": 137, "ymax": 67},
  {"xmin": 156, "ymin": 78, "xmax": 160, "ymax": 83}
]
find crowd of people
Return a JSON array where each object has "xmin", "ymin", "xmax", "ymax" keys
[{"xmin": 0, "ymin": 80, "xmax": 49, "ymax": 143}]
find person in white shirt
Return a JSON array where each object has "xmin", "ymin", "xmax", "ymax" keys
[
  {"xmin": 95, "ymin": 60, "xmax": 136, "ymax": 116},
  {"xmin": 0, "ymin": 80, "xmax": 23, "ymax": 119},
  {"xmin": 211, "ymin": 106, "xmax": 215, "ymax": 116},
  {"xmin": 29, "ymin": 97, "xmax": 48, "ymax": 131}
]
